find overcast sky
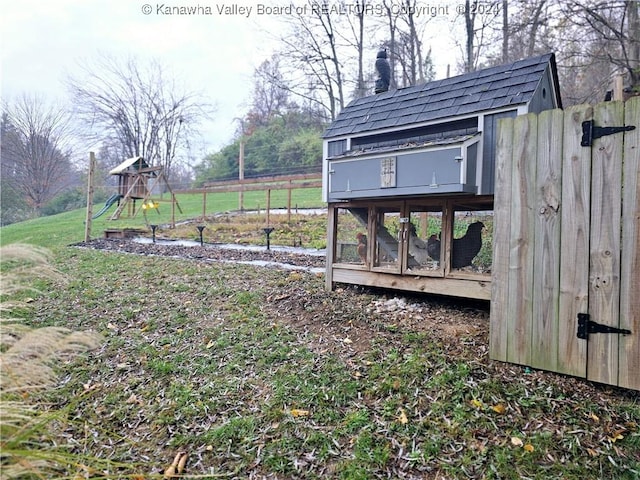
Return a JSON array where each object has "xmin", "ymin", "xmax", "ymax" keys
[{"xmin": 1, "ymin": 0, "xmax": 456, "ymax": 161}]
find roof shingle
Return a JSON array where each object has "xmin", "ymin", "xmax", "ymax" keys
[{"xmin": 323, "ymin": 53, "xmax": 556, "ymax": 138}]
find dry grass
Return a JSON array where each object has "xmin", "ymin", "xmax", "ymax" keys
[{"xmin": 1, "ymin": 243, "xmax": 104, "ymax": 479}]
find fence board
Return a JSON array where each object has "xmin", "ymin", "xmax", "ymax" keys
[
  {"xmin": 619, "ymin": 97, "xmax": 640, "ymax": 390},
  {"xmin": 556, "ymin": 105, "xmax": 593, "ymax": 377},
  {"xmin": 489, "ymin": 117, "xmax": 515, "ymax": 361},
  {"xmin": 505, "ymin": 114, "xmax": 537, "ymax": 365},
  {"xmin": 530, "ymin": 110, "xmax": 564, "ymax": 371},
  {"xmin": 587, "ymin": 102, "xmax": 624, "ymax": 386}
]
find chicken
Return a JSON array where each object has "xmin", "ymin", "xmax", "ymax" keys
[
  {"xmin": 407, "ymin": 224, "xmax": 432, "ymax": 264},
  {"xmin": 409, "ymin": 222, "xmax": 484, "ymax": 268},
  {"xmin": 419, "ymin": 221, "xmax": 484, "ymax": 269},
  {"xmin": 356, "ymin": 232, "xmax": 367, "ymax": 263},
  {"xmin": 426, "ymin": 234, "xmax": 441, "ymax": 261}
]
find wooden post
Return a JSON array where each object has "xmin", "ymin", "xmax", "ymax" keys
[
  {"xmin": 325, "ymin": 204, "xmax": 337, "ymax": 291},
  {"xmin": 287, "ymin": 180, "xmax": 292, "ymax": 222},
  {"xmin": 202, "ymin": 192, "xmax": 207, "ymax": 221},
  {"xmin": 171, "ymin": 193, "xmax": 176, "ymax": 228},
  {"xmin": 84, "ymin": 152, "xmax": 96, "ymax": 242},
  {"xmin": 619, "ymin": 96, "xmax": 640, "ymax": 390},
  {"xmin": 239, "ymin": 141, "xmax": 244, "ymax": 211},
  {"xmin": 266, "ymin": 189, "xmax": 271, "ymax": 225},
  {"xmin": 613, "ymin": 74, "xmax": 624, "ymax": 101}
]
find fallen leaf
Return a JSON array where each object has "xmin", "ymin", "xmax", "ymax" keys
[
  {"xmin": 470, "ymin": 399, "xmax": 483, "ymax": 409},
  {"xmin": 164, "ymin": 451, "xmax": 188, "ymax": 479},
  {"xmin": 588, "ymin": 412, "xmax": 600, "ymax": 422},
  {"xmin": 342, "ymin": 337, "xmax": 352, "ymax": 344},
  {"xmin": 288, "ymin": 272, "xmax": 303, "ymax": 281},
  {"xmin": 523, "ymin": 444, "xmax": 534, "ymax": 453},
  {"xmin": 289, "ymin": 409, "xmax": 310, "ymax": 417},
  {"xmin": 398, "ymin": 409, "xmax": 408, "ymax": 424},
  {"xmin": 491, "ymin": 403, "xmax": 506, "ymax": 414},
  {"xmin": 205, "ymin": 339, "xmax": 215, "ymax": 349},
  {"xmin": 126, "ymin": 394, "xmax": 144, "ymax": 406},
  {"xmin": 511, "ymin": 437, "xmax": 523, "ymax": 447},
  {"xmin": 607, "ymin": 432, "xmax": 624, "ymax": 443}
]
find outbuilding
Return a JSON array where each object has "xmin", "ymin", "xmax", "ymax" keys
[{"xmin": 322, "ymin": 53, "xmax": 562, "ymax": 299}]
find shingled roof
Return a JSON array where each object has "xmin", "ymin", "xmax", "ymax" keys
[{"xmin": 323, "ymin": 53, "xmax": 560, "ymax": 139}]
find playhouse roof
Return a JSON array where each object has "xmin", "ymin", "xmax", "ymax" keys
[
  {"xmin": 323, "ymin": 53, "xmax": 560, "ymax": 139},
  {"xmin": 109, "ymin": 156, "xmax": 149, "ymax": 175}
]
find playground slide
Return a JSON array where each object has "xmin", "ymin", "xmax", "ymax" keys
[{"xmin": 92, "ymin": 194, "xmax": 122, "ymax": 219}]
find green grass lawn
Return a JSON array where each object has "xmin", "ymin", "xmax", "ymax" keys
[
  {"xmin": 0, "ymin": 188, "xmax": 324, "ymax": 248},
  {"xmin": 2, "ymin": 184, "xmax": 639, "ymax": 479},
  {"xmin": 5, "ymin": 248, "xmax": 638, "ymax": 479}
]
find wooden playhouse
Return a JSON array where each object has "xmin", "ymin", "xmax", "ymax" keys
[
  {"xmin": 108, "ymin": 156, "xmax": 181, "ymax": 221},
  {"xmin": 322, "ymin": 53, "xmax": 562, "ymax": 300}
]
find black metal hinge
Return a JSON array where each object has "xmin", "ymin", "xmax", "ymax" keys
[
  {"xmin": 577, "ymin": 313, "xmax": 632, "ymax": 340},
  {"xmin": 581, "ymin": 120, "xmax": 636, "ymax": 147}
]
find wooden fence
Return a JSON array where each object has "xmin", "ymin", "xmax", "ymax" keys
[
  {"xmin": 490, "ymin": 97, "xmax": 639, "ymax": 390},
  {"xmin": 180, "ymin": 173, "xmax": 322, "ymax": 223}
]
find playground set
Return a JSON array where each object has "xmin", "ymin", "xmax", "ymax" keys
[{"xmin": 92, "ymin": 156, "xmax": 181, "ymax": 223}]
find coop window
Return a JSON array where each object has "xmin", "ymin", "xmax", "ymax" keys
[
  {"xmin": 449, "ymin": 205, "xmax": 493, "ymax": 275},
  {"xmin": 334, "ymin": 207, "xmax": 369, "ymax": 266},
  {"xmin": 405, "ymin": 205, "xmax": 444, "ymax": 276},
  {"xmin": 328, "ymin": 139, "xmax": 347, "ymax": 157},
  {"xmin": 350, "ymin": 117, "xmax": 478, "ymax": 152},
  {"xmin": 372, "ymin": 206, "xmax": 402, "ymax": 272}
]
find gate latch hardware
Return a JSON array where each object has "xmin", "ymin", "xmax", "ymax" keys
[
  {"xmin": 577, "ymin": 313, "xmax": 632, "ymax": 339},
  {"xmin": 581, "ymin": 120, "xmax": 636, "ymax": 147}
]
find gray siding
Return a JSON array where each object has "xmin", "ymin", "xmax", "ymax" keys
[
  {"xmin": 328, "ymin": 146, "xmax": 478, "ymax": 201},
  {"xmin": 528, "ymin": 68, "xmax": 558, "ymax": 114},
  {"xmin": 481, "ymin": 110, "xmax": 517, "ymax": 194}
]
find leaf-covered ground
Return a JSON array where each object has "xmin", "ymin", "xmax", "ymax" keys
[{"xmin": 28, "ymin": 242, "xmax": 639, "ymax": 479}]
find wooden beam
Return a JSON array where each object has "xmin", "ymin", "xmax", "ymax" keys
[
  {"xmin": 557, "ymin": 104, "xmax": 592, "ymax": 377},
  {"xmin": 84, "ymin": 152, "xmax": 96, "ymax": 242},
  {"xmin": 619, "ymin": 96, "xmax": 640, "ymax": 390},
  {"xmin": 181, "ymin": 180, "xmax": 322, "ymax": 195},
  {"xmin": 331, "ymin": 267, "xmax": 491, "ymax": 300},
  {"xmin": 505, "ymin": 112, "xmax": 537, "ymax": 366},
  {"xmin": 587, "ymin": 101, "xmax": 624, "ymax": 386},
  {"xmin": 530, "ymin": 108, "xmax": 564, "ymax": 372},
  {"xmin": 203, "ymin": 172, "xmax": 321, "ymax": 188},
  {"xmin": 489, "ymin": 115, "xmax": 514, "ymax": 362}
]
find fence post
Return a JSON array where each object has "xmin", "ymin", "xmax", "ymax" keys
[
  {"xmin": 266, "ymin": 189, "xmax": 271, "ymax": 225},
  {"xmin": 202, "ymin": 191, "xmax": 207, "ymax": 222},
  {"xmin": 84, "ymin": 152, "xmax": 96, "ymax": 242}
]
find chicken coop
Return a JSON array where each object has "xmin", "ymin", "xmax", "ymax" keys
[{"xmin": 322, "ymin": 53, "xmax": 562, "ymax": 299}]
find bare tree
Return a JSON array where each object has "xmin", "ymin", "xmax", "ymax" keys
[
  {"xmin": 67, "ymin": 55, "xmax": 211, "ymax": 179},
  {"xmin": 561, "ymin": 0, "xmax": 639, "ymax": 92},
  {"xmin": 1, "ymin": 95, "xmax": 75, "ymax": 216},
  {"xmin": 244, "ymin": 56, "xmax": 291, "ymax": 133},
  {"xmin": 341, "ymin": 0, "xmax": 368, "ymax": 98},
  {"xmin": 456, "ymin": 1, "xmax": 502, "ymax": 72},
  {"xmin": 378, "ymin": 0, "xmax": 432, "ymax": 88},
  {"xmin": 273, "ymin": 4, "xmax": 348, "ymax": 121}
]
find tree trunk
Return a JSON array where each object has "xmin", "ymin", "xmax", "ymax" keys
[{"xmin": 465, "ymin": 0, "xmax": 475, "ymax": 72}]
